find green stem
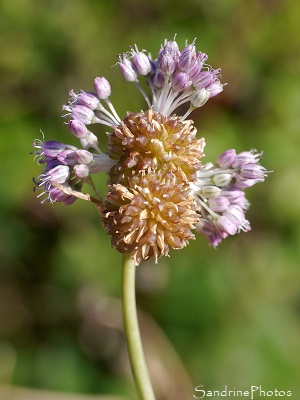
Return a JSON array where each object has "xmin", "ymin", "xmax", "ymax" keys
[{"xmin": 121, "ymin": 254, "xmax": 156, "ymax": 400}]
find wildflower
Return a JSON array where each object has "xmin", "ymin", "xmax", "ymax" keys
[
  {"xmin": 32, "ymin": 138, "xmax": 115, "ymax": 205},
  {"xmin": 32, "ymin": 37, "xmax": 269, "ymax": 264}
]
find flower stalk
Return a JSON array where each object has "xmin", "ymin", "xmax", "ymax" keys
[{"xmin": 121, "ymin": 254, "xmax": 156, "ymax": 400}]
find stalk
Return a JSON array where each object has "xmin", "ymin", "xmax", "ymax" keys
[{"xmin": 121, "ymin": 254, "xmax": 156, "ymax": 400}]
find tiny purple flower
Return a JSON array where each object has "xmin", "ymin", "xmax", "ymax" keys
[
  {"xmin": 217, "ymin": 149, "xmax": 237, "ymax": 168},
  {"xmin": 208, "ymin": 196, "xmax": 230, "ymax": 213},
  {"xmin": 74, "ymin": 149, "xmax": 93, "ymax": 165},
  {"xmin": 74, "ymin": 164, "xmax": 90, "ymax": 179},
  {"xmin": 119, "ymin": 57, "xmax": 138, "ymax": 82},
  {"xmin": 206, "ymin": 80, "xmax": 224, "ymax": 98},
  {"xmin": 94, "ymin": 77, "xmax": 111, "ymax": 99},
  {"xmin": 171, "ymin": 72, "xmax": 189, "ymax": 91},
  {"xmin": 178, "ymin": 43, "xmax": 196, "ymax": 72},
  {"xmin": 153, "ymin": 70, "xmax": 165, "ymax": 88},
  {"xmin": 76, "ymin": 92, "xmax": 100, "ymax": 110},
  {"xmin": 45, "ymin": 165, "xmax": 70, "ymax": 184},
  {"xmin": 68, "ymin": 119, "xmax": 89, "ymax": 138},
  {"xmin": 71, "ymin": 105, "xmax": 98, "ymax": 125},
  {"xmin": 132, "ymin": 51, "xmax": 152, "ymax": 76}
]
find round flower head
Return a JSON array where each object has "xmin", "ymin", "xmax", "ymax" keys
[
  {"xmin": 32, "ymin": 37, "xmax": 269, "ymax": 265},
  {"xmin": 102, "ymin": 171, "xmax": 199, "ymax": 265}
]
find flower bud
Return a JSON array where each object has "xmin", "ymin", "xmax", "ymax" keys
[
  {"xmin": 71, "ymin": 105, "xmax": 96, "ymax": 125},
  {"xmin": 200, "ymin": 185, "xmax": 222, "ymax": 198},
  {"xmin": 68, "ymin": 119, "xmax": 88, "ymax": 138},
  {"xmin": 47, "ymin": 184, "xmax": 76, "ymax": 205},
  {"xmin": 76, "ymin": 92, "xmax": 99, "ymax": 110},
  {"xmin": 188, "ymin": 52, "xmax": 207, "ymax": 79},
  {"xmin": 224, "ymin": 205, "xmax": 247, "ymax": 227},
  {"xmin": 208, "ymin": 196, "xmax": 230, "ymax": 213},
  {"xmin": 206, "ymin": 80, "xmax": 223, "ymax": 97},
  {"xmin": 153, "ymin": 70, "xmax": 165, "ymax": 88},
  {"xmin": 132, "ymin": 52, "xmax": 152, "ymax": 75},
  {"xmin": 80, "ymin": 132, "xmax": 99, "ymax": 150},
  {"xmin": 215, "ymin": 215, "xmax": 238, "ymax": 236},
  {"xmin": 213, "ymin": 173, "xmax": 232, "ymax": 187},
  {"xmin": 94, "ymin": 77, "xmax": 111, "ymax": 99},
  {"xmin": 171, "ymin": 72, "xmax": 189, "ymax": 91},
  {"xmin": 159, "ymin": 54, "xmax": 177, "ymax": 75},
  {"xmin": 74, "ymin": 164, "xmax": 90, "ymax": 179},
  {"xmin": 48, "ymin": 165, "xmax": 70, "ymax": 184},
  {"xmin": 196, "ymin": 219, "xmax": 215, "ymax": 235},
  {"xmin": 42, "ymin": 141, "xmax": 66, "ymax": 158},
  {"xmin": 192, "ymin": 71, "xmax": 215, "ymax": 88},
  {"xmin": 178, "ymin": 44, "xmax": 196, "ymax": 72},
  {"xmin": 221, "ymin": 189, "xmax": 247, "ymax": 206},
  {"xmin": 239, "ymin": 163, "xmax": 265, "ymax": 180},
  {"xmin": 191, "ymin": 88, "xmax": 210, "ymax": 108},
  {"xmin": 57, "ymin": 149, "xmax": 76, "ymax": 166},
  {"xmin": 217, "ymin": 149, "xmax": 236, "ymax": 168},
  {"xmin": 119, "ymin": 58, "xmax": 138, "ymax": 82},
  {"xmin": 232, "ymin": 151, "xmax": 260, "ymax": 168},
  {"xmin": 75, "ymin": 149, "xmax": 93, "ymax": 164}
]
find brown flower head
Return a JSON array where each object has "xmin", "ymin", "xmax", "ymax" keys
[
  {"xmin": 108, "ymin": 108, "xmax": 205, "ymax": 184},
  {"xmin": 102, "ymin": 170, "xmax": 199, "ymax": 265}
]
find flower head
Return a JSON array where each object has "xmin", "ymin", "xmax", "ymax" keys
[
  {"xmin": 32, "ymin": 37, "xmax": 269, "ymax": 264},
  {"xmin": 102, "ymin": 171, "xmax": 199, "ymax": 265}
]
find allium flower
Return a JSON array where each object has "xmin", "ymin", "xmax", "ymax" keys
[{"xmin": 32, "ymin": 37, "xmax": 269, "ymax": 265}]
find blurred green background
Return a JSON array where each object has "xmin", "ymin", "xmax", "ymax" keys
[{"xmin": 1, "ymin": 0, "xmax": 300, "ymax": 399}]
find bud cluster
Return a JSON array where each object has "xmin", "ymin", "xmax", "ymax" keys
[
  {"xmin": 32, "ymin": 139, "xmax": 115, "ymax": 204},
  {"xmin": 118, "ymin": 38, "xmax": 224, "ymax": 118},
  {"xmin": 192, "ymin": 149, "xmax": 268, "ymax": 246}
]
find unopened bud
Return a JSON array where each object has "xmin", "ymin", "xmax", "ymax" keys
[
  {"xmin": 217, "ymin": 149, "xmax": 236, "ymax": 168},
  {"xmin": 119, "ymin": 58, "xmax": 138, "ymax": 82},
  {"xmin": 239, "ymin": 163, "xmax": 265, "ymax": 180},
  {"xmin": 215, "ymin": 215, "xmax": 237, "ymax": 236},
  {"xmin": 153, "ymin": 70, "xmax": 165, "ymax": 88},
  {"xmin": 208, "ymin": 196, "xmax": 230, "ymax": 213},
  {"xmin": 71, "ymin": 105, "xmax": 96, "ymax": 125},
  {"xmin": 171, "ymin": 72, "xmax": 189, "ymax": 91},
  {"xmin": 75, "ymin": 149, "xmax": 93, "ymax": 164},
  {"xmin": 132, "ymin": 52, "xmax": 152, "ymax": 75},
  {"xmin": 74, "ymin": 164, "xmax": 90, "ymax": 179},
  {"xmin": 206, "ymin": 80, "xmax": 224, "ymax": 97},
  {"xmin": 178, "ymin": 44, "xmax": 196, "ymax": 72},
  {"xmin": 213, "ymin": 173, "xmax": 232, "ymax": 187},
  {"xmin": 68, "ymin": 119, "xmax": 88, "ymax": 138},
  {"xmin": 94, "ymin": 77, "xmax": 111, "ymax": 99},
  {"xmin": 76, "ymin": 92, "xmax": 99, "ymax": 110},
  {"xmin": 201, "ymin": 186, "xmax": 222, "ymax": 199},
  {"xmin": 48, "ymin": 165, "xmax": 70, "ymax": 184},
  {"xmin": 191, "ymin": 88, "xmax": 210, "ymax": 108}
]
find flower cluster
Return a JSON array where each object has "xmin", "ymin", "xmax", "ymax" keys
[
  {"xmin": 32, "ymin": 37, "xmax": 268, "ymax": 265},
  {"xmin": 118, "ymin": 39, "xmax": 223, "ymax": 118},
  {"xmin": 192, "ymin": 149, "xmax": 268, "ymax": 247},
  {"xmin": 33, "ymin": 137, "xmax": 115, "ymax": 205}
]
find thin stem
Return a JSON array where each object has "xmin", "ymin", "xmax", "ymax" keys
[{"xmin": 121, "ymin": 254, "xmax": 156, "ymax": 400}]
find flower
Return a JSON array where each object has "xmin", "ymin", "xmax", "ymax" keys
[
  {"xmin": 32, "ymin": 37, "xmax": 269, "ymax": 265},
  {"xmin": 103, "ymin": 171, "xmax": 199, "ymax": 265}
]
